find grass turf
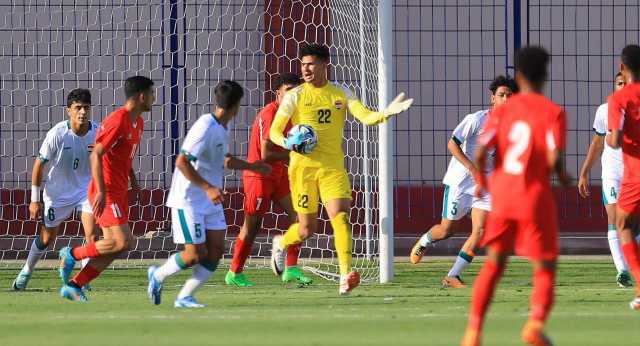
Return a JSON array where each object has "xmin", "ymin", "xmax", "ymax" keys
[{"xmin": 0, "ymin": 258, "xmax": 639, "ymax": 345}]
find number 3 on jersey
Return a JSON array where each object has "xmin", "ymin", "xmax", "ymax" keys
[{"xmin": 504, "ymin": 121, "xmax": 531, "ymax": 175}]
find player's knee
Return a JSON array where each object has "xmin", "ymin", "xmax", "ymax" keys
[{"xmin": 112, "ymin": 239, "xmax": 130, "ymax": 253}]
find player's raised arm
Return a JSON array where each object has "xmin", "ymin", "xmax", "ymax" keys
[{"xmin": 345, "ymin": 89, "xmax": 414, "ymax": 125}]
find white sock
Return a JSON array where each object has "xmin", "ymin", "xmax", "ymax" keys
[
  {"xmin": 177, "ymin": 262, "xmax": 216, "ymax": 300},
  {"xmin": 22, "ymin": 238, "xmax": 47, "ymax": 274},
  {"xmin": 154, "ymin": 253, "xmax": 188, "ymax": 282},
  {"xmin": 447, "ymin": 251, "xmax": 473, "ymax": 277},
  {"xmin": 607, "ymin": 229, "xmax": 628, "ymax": 273},
  {"xmin": 81, "ymin": 258, "xmax": 90, "ymax": 269},
  {"xmin": 418, "ymin": 230, "xmax": 434, "ymax": 247}
]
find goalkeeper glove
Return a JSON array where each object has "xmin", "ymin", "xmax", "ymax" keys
[
  {"xmin": 382, "ymin": 92, "xmax": 414, "ymax": 119},
  {"xmin": 284, "ymin": 132, "xmax": 305, "ymax": 153}
]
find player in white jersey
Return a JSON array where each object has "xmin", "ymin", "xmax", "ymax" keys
[
  {"xmin": 578, "ymin": 72, "xmax": 632, "ymax": 287},
  {"xmin": 410, "ymin": 76, "xmax": 517, "ymax": 288},
  {"xmin": 12, "ymin": 89, "xmax": 99, "ymax": 290},
  {"xmin": 146, "ymin": 81, "xmax": 270, "ymax": 308}
]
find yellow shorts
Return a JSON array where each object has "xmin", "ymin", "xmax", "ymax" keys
[{"xmin": 289, "ymin": 165, "xmax": 352, "ymax": 213}]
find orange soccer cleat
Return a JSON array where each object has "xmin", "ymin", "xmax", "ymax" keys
[
  {"xmin": 410, "ymin": 240, "xmax": 427, "ymax": 264},
  {"xmin": 521, "ymin": 320, "xmax": 554, "ymax": 346},
  {"xmin": 442, "ymin": 275, "xmax": 467, "ymax": 289},
  {"xmin": 339, "ymin": 271, "xmax": 361, "ymax": 296}
]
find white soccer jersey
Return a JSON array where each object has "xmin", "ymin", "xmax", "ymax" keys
[
  {"xmin": 593, "ymin": 103, "xmax": 623, "ymax": 181},
  {"xmin": 442, "ymin": 109, "xmax": 494, "ymax": 195},
  {"xmin": 166, "ymin": 114, "xmax": 229, "ymax": 214},
  {"xmin": 39, "ymin": 120, "xmax": 98, "ymax": 207}
]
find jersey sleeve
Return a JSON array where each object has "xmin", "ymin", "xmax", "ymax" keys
[
  {"xmin": 95, "ymin": 115, "xmax": 125, "ymax": 150},
  {"xmin": 451, "ymin": 114, "xmax": 477, "ymax": 145},
  {"xmin": 592, "ymin": 105, "xmax": 607, "ymax": 136},
  {"xmin": 340, "ymin": 85, "xmax": 386, "ymax": 125},
  {"xmin": 608, "ymin": 92, "xmax": 625, "ymax": 131},
  {"xmin": 270, "ymin": 91, "xmax": 297, "ymax": 148},
  {"xmin": 257, "ymin": 107, "xmax": 275, "ymax": 142},
  {"xmin": 38, "ymin": 128, "xmax": 60, "ymax": 163},
  {"xmin": 180, "ymin": 118, "xmax": 209, "ymax": 161}
]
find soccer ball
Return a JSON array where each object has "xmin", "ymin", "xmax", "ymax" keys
[{"xmin": 287, "ymin": 124, "xmax": 318, "ymax": 154}]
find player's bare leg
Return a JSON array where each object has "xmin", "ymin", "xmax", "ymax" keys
[
  {"xmin": 324, "ymin": 198, "xmax": 359, "ymax": 295},
  {"xmin": 443, "ymin": 209, "xmax": 487, "ymax": 288},
  {"xmin": 175, "ymin": 230, "xmax": 223, "ymax": 308},
  {"xmin": 519, "ymin": 259, "xmax": 556, "ymax": 346},
  {"xmin": 411, "ymin": 219, "xmax": 464, "ymax": 264},
  {"xmin": 13, "ymin": 225, "xmax": 58, "ymax": 290},
  {"xmin": 603, "ymin": 203, "xmax": 632, "ymax": 287},
  {"xmin": 461, "ymin": 247, "xmax": 508, "ymax": 346},
  {"xmin": 59, "ymin": 224, "xmax": 133, "ymax": 301},
  {"xmin": 615, "ymin": 208, "xmax": 640, "ymax": 309}
]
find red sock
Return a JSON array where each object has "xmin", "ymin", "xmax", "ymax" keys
[
  {"xmin": 622, "ymin": 241, "xmax": 640, "ymax": 285},
  {"xmin": 530, "ymin": 267, "xmax": 555, "ymax": 322},
  {"xmin": 71, "ymin": 242, "xmax": 100, "ymax": 260},
  {"xmin": 467, "ymin": 260, "xmax": 505, "ymax": 330},
  {"xmin": 230, "ymin": 238, "xmax": 252, "ymax": 273},
  {"xmin": 70, "ymin": 265, "xmax": 101, "ymax": 287},
  {"xmin": 286, "ymin": 244, "xmax": 301, "ymax": 267}
]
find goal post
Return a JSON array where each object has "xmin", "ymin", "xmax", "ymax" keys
[{"xmin": 0, "ymin": 0, "xmax": 393, "ymax": 283}]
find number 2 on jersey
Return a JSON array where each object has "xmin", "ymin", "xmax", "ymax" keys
[
  {"xmin": 318, "ymin": 109, "xmax": 331, "ymax": 123},
  {"xmin": 504, "ymin": 121, "xmax": 531, "ymax": 175}
]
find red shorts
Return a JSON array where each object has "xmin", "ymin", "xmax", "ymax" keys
[
  {"xmin": 617, "ymin": 181, "xmax": 640, "ymax": 214},
  {"xmin": 242, "ymin": 173, "xmax": 290, "ymax": 215},
  {"xmin": 481, "ymin": 214, "xmax": 559, "ymax": 261},
  {"xmin": 88, "ymin": 190, "xmax": 129, "ymax": 228}
]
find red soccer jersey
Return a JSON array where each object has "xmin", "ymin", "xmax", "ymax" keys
[
  {"xmin": 88, "ymin": 107, "xmax": 143, "ymax": 198},
  {"xmin": 608, "ymin": 83, "xmax": 640, "ymax": 183},
  {"xmin": 245, "ymin": 101, "xmax": 292, "ymax": 178},
  {"xmin": 481, "ymin": 93, "xmax": 566, "ymax": 221}
]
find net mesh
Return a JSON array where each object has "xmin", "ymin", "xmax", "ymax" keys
[{"xmin": 0, "ymin": 0, "xmax": 381, "ymax": 282}]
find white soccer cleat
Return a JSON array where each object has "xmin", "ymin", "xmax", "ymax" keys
[
  {"xmin": 174, "ymin": 296, "xmax": 206, "ymax": 308},
  {"xmin": 12, "ymin": 270, "xmax": 32, "ymax": 291},
  {"xmin": 339, "ymin": 271, "xmax": 361, "ymax": 296},
  {"xmin": 270, "ymin": 234, "xmax": 286, "ymax": 276},
  {"xmin": 629, "ymin": 296, "xmax": 640, "ymax": 311}
]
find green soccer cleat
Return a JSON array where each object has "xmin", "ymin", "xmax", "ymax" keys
[
  {"xmin": 617, "ymin": 271, "xmax": 633, "ymax": 288},
  {"xmin": 282, "ymin": 266, "xmax": 313, "ymax": 286},
  {"xmin": 224, "ymin": 271, "xmax": 254, "ymax": 287}
]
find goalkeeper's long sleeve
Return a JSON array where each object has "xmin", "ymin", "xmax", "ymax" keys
[
  {"xmin": 270, "ymin": 92, "xmax": 297, "ymax": 148},
  {"xmin": 347, "ymin": 98, "xmax": 386, "ymax": 126}
]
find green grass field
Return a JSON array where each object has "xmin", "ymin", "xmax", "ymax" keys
[{"xmin": 1, "ymin": 258, "xmax": 639, "ymax": 345}]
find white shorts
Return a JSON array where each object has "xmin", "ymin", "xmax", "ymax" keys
[
  {"xmin": 171, "ymin": 206, "xmax": 227, "ymax": 245},
  {"xmin": 43, "ymin": 198, "xmax": 92, "ymax": 228},
  {"xmin": 602, "ymin": 178, "xmax": 621, "ymax": 205},
  {"xmin": 442, "ymin": 184, "xmax": 491, "ymax": 221}
]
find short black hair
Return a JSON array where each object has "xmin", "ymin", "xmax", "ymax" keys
[
  {"xmin": 67, "ymin": 88, "xmax": 91, "ymax": 108},
  {"xmin": 299, "ymin": 43, "xmax": 330, "ymax": 62},
  {"xmin": 621, "ymin": 44, "xmax": 640, "ymax": 79},
  {"xmin": 214, "ymin": 80, "xmax": 244, "ymax": 109},
  {"xmin": 515, "ymin": 46, "xmax": 549, "ymax": 86},
  {"xmin": 274, "ymin": 73, "xmax": 301, "ymax": 90},
  {"xmin": 615, "ymin": 71, "xmax": 624, "ymax": 79},
  {"xmin": 489, "ymin": 75, "xmax": 518, "ymax": 94},
  {"xmin": 124, "ymin": 76, "xmax": 154, "ymax": 99}
]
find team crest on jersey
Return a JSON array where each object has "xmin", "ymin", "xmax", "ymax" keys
[{"xmin": 335, "ymin": 100, "xmax": 343, "ymax": 110}]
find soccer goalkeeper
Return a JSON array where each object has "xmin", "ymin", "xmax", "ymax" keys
[{"xmin": 270, "ymin": 43, "xmax": 413, "ymax": 294}]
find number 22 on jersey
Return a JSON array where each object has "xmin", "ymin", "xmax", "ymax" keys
[{"xmin": 504, "ymin": 121, "xmax": 531, "ymax": 175}]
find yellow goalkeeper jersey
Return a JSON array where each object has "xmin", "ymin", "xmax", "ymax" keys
[{"xmin": 270, "ymin": 81, "xmax": 386, "ymax": 169}]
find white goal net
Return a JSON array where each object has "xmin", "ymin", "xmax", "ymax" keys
[{"xmin": 0, "ymin": 1, "xmax": 382, "ymax": 282}]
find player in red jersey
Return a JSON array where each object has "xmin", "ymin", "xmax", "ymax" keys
[
  {"xmin": 224, "ymin": 73, "xmax": 311, "ymax": 287},
  {"xmin": 58, "ymin": 76, "xmax": 155, "ymax": 301},
  {"xmin": 606, "ymin": 44, "xmax": 640, "ymax": 310},
  {"xmin": 460, "ymin": 46, "xmax": 570, "ymax": 346}
]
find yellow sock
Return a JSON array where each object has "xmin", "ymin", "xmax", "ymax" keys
[
  {"xmin": 280, "ymin": 223, "xmax": 303, "ymax": 248},
  {"xmin": 331, "ymin": 212, "xmax": 352, "ymax": 276}
]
